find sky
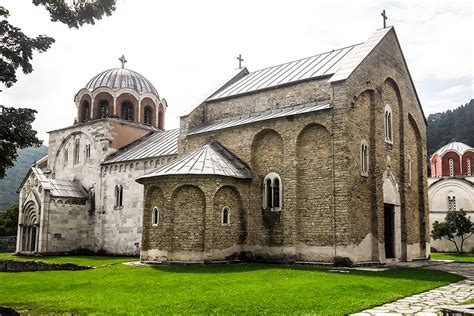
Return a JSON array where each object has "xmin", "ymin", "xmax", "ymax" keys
[{"xmin": 1, "ymin": 0, "xmax": 473, "ymax": 143}]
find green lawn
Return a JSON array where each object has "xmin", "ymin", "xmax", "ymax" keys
[
  {"xmin": 431, "ymin": 252, "xmax": 474, "ymax": 263},
  {"xmin": 0, "ymin": 252, "xmax": 134, "ymax": 267},
  {"xmin": 0, "ymin": 254, "xmax": 464, "ymax": 315}
]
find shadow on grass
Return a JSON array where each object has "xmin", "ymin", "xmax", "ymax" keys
[{"xmin": 148, "ymin": 263, "xmax": 463, "ymax": 283}]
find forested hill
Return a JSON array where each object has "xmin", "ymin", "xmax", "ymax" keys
[
  {"xmin": 427, "ymin": 99, "xmax": 474, "ymax": 157},
  {"xmin": 0, "ymin": 146, "xmax": 48, "ymax": 211}
]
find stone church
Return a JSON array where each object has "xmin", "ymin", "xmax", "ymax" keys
[{"xmin": 16, "ymin": 26, "xmax": 429, "ymax": 264}]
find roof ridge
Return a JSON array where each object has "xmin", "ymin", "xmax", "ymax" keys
[{"xmin": 249, "ymin": 43, "xmax": 363, "ymax": 74}]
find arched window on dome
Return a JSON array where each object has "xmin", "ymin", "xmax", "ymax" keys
[
  {"xmin": 467, "ymin": 158, "xmax": 472, "ymax": 176},
  {"xmin": 144, "ymin": 106, "xmax": 152, "ymax": 125},
  {"xmin": 80, "ymin": 101, "xmax": 90, "ymax": 122},
  {"xmin": 449, "ymin": 159, "xmax": 454, "ymax": 176},
  {"xmin": 99, "ymin": 100, "xmax": 109, "ymax": 118},
  {"xmin": 158, "ymin": 109, "xmax": 164, "ymax": 129},
  {"xmin": 121, "ymin": 102, "xmax": 134, "ymax": 121}
]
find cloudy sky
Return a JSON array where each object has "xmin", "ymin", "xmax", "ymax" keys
[{"xmin": 1, "ymin": 0, "xmax": 473, "ymax": 143}]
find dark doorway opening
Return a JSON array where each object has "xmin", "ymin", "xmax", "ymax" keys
[{"xmin": 384, "ymin": 204, "xmax": 395, "ymax": 259}]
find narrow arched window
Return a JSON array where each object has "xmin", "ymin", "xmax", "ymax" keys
[
  {"xmin": 144, "ymin": 106, "xmax": 152, "ymax": 125},
  {"xmin": 360, "ymin": 140, "xmax": 369, "ymax": 176},
  {"xmin": 85, "ymin": 144, "xmax": 91, "ymax": 162},
  {"xmin": 115, "ymin": 185, "xmax": 123, "ymax": 207},
  {"xmin": 222, "ymin": 207, "xmax": 230, "ymax": 225},
  {"xmin": 263, "ymin": 172, "xmax": 282, "ymax": 211},
  {"xmin": 74, "ymin": 138, "xmax": 80, "ymax": 164},
  {"xmin": 64, "ymin": 148, "xmax": 69, "ymax": 166},
  {"xmin": 408, "ymin": 155, "xmax": 412, "ymax": 186},
  {"xmin": 384, "ymin": 104, "xmax": 393, "ymax": 144},
  {"xmin": 99, "ymin": 100, "xmax": 109, "ymax": 118},
  {"xmin": 449, "ymin": 159, "xmax": 454, "ymax": 176},
  {"xmin": 81, "ymin": 101, "xmax": 90, "ymax": 122},
  {"xmin": 121, "ymin": 102, "xmax": 134, "ymax": 121},
  {"xmin": 448, "ymin": 194, "xmax": 456, "ymax": 212},
  {"xmin": 467, "ymin": 158, "xmax": 471, "ymax": 176},
  {"xmin": 152, "ymin": 207, "xmax": 159, "ymax": 226}
]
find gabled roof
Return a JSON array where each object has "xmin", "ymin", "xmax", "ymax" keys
[
  {"xmin": 17, "ymin": 167, "xmax": 88, "ymax": 199},
  {"xmin": 432, "ymin": 141, "xmax": 473, "ymax": 157},
  {"xmin": 104, "ymin": 129, "xmax": 179, "ymax": 164},
  {"xmin": 188, "ymin": 102, "xmax": 331, "ymax": 135},
  {"xmin": 208, "ymin": 44, "xmax": 362, "ymax": 101},
  {"xmin": 137, "ymin": 142, "xmax": 251, "ymax": 182}
]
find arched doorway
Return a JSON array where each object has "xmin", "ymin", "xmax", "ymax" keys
[
  {"xmin": 382, "ymin": 167, "xmax": 401, "ymax": 261},
  {"xmin": 20, "ymin": 202, "xmax": 39, "ymax": 253}
]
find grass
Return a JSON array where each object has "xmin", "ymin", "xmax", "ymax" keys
[
  {"xmin": 0, "ymin": 252, "xmax": 134, "ymax": 267},
  {"xmin": 0, "ymin": 254, "xmax": 464, "ymax": 315},
  {"xmin": 431, "ymin": 252, "xmax": 474, "ymax": 263}
]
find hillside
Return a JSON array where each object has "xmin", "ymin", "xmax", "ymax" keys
[
  {"xmin": 427, "ymin": 99, "xmax": 474, "ymax": 157},
  {"xmin": 0, "ymin": 146, "xmax": 48, "ymax": 211}
]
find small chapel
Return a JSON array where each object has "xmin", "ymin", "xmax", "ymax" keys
[{"xmin": 16, "ymin": 25, "xmax": 429, "ymax": 264}]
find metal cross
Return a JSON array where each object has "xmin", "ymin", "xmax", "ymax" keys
[
  {"xmin": 119, "ymin": 55, "xmax": 127, "ymax": 69},
  {"xmin": 381, "ymin": 10, "xmax": 388, "ymax": 28},
  {"xmin": 237, "ymin": 54, "xmax": 244, "ymax": 69}
]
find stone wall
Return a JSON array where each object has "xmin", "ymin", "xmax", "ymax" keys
[
  {"xmin": 0, "ymin": 260, "xmax": 90, "ymax": 272},
  {"xmin": 0, "ymin": 236, "xmax": 16, "ymax": 252}
]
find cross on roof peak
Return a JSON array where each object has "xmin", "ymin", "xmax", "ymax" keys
[
  {"xmin": 381, "ymin": 10, "xmax": 388, "ymax": 28},
  {"xmin": 237, "ymin": 54, "xmax": 244, "ymax": 69},
  {"xmin": 119, "ymin": 55, "xmax": 127, "ymax": 69}
]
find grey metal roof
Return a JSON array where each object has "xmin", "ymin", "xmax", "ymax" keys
[
  {"xmin": 28, "ymin": 167, "xmax": 88, "ymax": 198},
  {"xmin": 137, "ymin": 142, "xmax": 251, "ymax": 181},
  {"xmin": 207, "ymin": 45, "xmax": 361, "ymax": 101},
  {"xmin": 329, "ymin": 27, "xmax": 392, "ymax": 83},
  {"xmin": 85, "ymin": 68, "xmax": 159, "ymax": 96},
  {"xmin": 433, "ymin": 142, "xmax": 473, "ymax": 157},
  {"xmin": 188, "ymin": 102, "xmax": 331, "ymax": 135},
  {"xmin": 104, "ymin": 129, "xmax": 179, "ymax": 164}
]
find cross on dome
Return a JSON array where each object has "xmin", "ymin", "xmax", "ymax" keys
[{"xmin": 119, "ymin": 55, "xmax": 127, "ymax": 69}]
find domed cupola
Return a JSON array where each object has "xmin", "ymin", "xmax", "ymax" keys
[{"xmin": 75, "ymin": 55, "xmax": 167, "ymax": 130}]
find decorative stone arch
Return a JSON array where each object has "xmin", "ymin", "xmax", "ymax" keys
[
  {"xmin": 170, "ymin": 185, "xmax": 206, "ymax": 254},
  {"xmin": 251, "ymin": 128, "xmax": 284, "ymax": 174},
  {"xmin": 78, "ymin": 98, "xmax": 91, "ymax": 123},
  {"xmin": 19, "ymin": 200, "xmax": 40, "ymax": 253},
  {"xmin": 116, "ymin": 92, "xmax": 139, "ymax": 122},
  {"xmin": 93, "ymin": 91, "xmax": 114, "ymax": 119},
  {"xmin": 428, "ymin": 180, "xmax": 474, "ymax": 213},
  {"xmin": 212, "ymin": 185, "xmax": 246, "ymax": 248},
  {"xmin": 295, "ymin": 123, "xmax": 333, "ymax": 249},
  {"xmin": 140, "ymin": 97, "xmax": 156, "ymax": 126},
  {"xmin": 52, "ymin": 131, "xmax": 95, "ymax": 174},
  {"xmin": 442, "ymin": 151, "xmax": 461, "ymax": 176},
  {"xmin": 382, "ymin": 168, "xmax": 402, "ymax": 261}
]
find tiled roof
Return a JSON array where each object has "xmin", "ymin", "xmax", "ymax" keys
[
  {"xmin": 104, "ymin": 129, "xmax": 179, "ymax": 164},
  {"xmin": 433, "ymin": 142, "xmax": 473, "ymax": 157},
  {"xmin": 137, "ymin": 142, "xmax": 251, "ymax": 181},
  {"xmin": 188, "ymin": 102, "xmax": 331, "ymax": 135}
]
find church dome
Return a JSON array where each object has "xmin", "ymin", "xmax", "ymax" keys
[
  {"xmin": 85, "ymin": 68, "xmax": 159, "ymax": 96},
  {"xmin": 433, "ymin": 141, "xmax": 472, "ymax": 157}
]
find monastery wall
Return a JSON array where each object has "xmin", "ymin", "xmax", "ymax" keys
[{"xmin": 98, "ymin": 155, "xmax": 177, "ymax": 255}]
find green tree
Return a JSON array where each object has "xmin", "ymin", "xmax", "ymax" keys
[
  {"xmin": 0, "ymin": 0, "xmax": 116, "ymax": 177},
  {"xmin": 431, "ymin": 209, "xmax": 474, "ymax": 253},
  {"xmin": 0, "ymin": 204, "xmax": 19, "ymax": 237}
]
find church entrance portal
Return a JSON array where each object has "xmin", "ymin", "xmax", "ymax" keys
[
  {"xmin": 21, "ymin": 225, "xmax": 38, "ymax": 253},
  {"xmin": 383, "ymin": 204, "xmax": 395, "ymax": 259}
]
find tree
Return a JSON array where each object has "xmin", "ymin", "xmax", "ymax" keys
[
  {"xmin": 431, "ymin": 209, "xmax": 474, "ymax": 253},
  {"xmin": 0, "ymin": 106, "xmax": 43, "ymax": 178},
  {"xmin": 0, "ymin": 204, "xmax": 19, "ymax": 237},
  {"xmin": 0, "ymin": 0, "xmax": 116, "ymax": 177}
]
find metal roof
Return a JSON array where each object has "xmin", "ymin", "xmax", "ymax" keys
[
  {"xmin": 137, "ymin": 142, "xmax": 251, "ymax": 181},
  {"xmin": 329, "ymin": 27, "xmax": 392, "ymax": 82},
  {"xmin": 207, "ymin": 44, "xmax": 361, "ymax": 101},
  {"xmin": 104, "ymin": 129, "xmax": 179, "ymax": 164},
  {"xmin": 85, "ymin": 68, "xmax": 159, "ymax": 96},
  {"xmin": 28, "ymin": 167, "xmax": 88, "ymax": 199},
  {"xmin": 188, "ymin": 102, "xmax": 331, "ymax": 135},
  {"xmin": 433, "ymin": 141, "xmax": 473, "ymax": 157}
]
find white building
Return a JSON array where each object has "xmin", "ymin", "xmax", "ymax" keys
[
  {"xmin": 16, "ymin": 63, "xmax": 178, "ymax": 255},
  {"xmin": 429, "ymin": 141, "xmax": 474, "ymax": 252}
]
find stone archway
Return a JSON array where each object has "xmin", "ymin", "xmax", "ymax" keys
[
  {"xmin": 19, "ymin": 201, "xmax": 39, "ymax": 253},
  {"xmin": 382, "ymin": 168, "xmax": 401, "ymax": 261}
]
